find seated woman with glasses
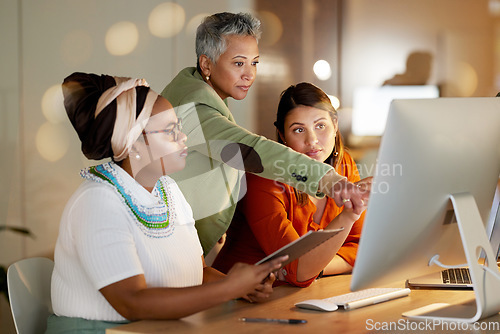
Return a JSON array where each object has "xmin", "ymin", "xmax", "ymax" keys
[
  {"xmin": 47, "ymin": 72, "xmax": 286, "ymax": 333},
  {"xmin": 212, "ymin": 83, "xmax": 369, "ymax": 287}
]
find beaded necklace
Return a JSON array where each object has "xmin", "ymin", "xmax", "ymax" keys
[{"xmin": 80, "ymin": 162, "xmax": 175, "ymax": 238}]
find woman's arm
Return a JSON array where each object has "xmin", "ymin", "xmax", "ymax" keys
[
  {"xmin": 176, "ymin": 102, "xmax": 339, "ymax": 196},
  {"xmin": 202, "ymin": 257, "xmax": 276, "ymax": 303},
  {"xmin": 320, "ymin": 156, "xmax": 370, "ymax": 275},
  {"xmin": 244, "ymin": 156, "xmax": 368, "ymax": 284},
  {"xmin": 239, "ymin": 175, "xmax": 351, "ymax": 287},
  {"xmin": 296, "ymin": 207, "xmax": 363, "ymax": 281},
  {"xmin": 99, "ymin": 256, "xmax": 285, "ymax": 321},
  {"xmin": 163, "ymin": 69, "xmax": 368, "ymax": 203},
  {"xmin": 188, "ymin": 105, "xmax": 370, "ymax": 211},
  {"xmin": 324, "ymin": 255, "xmax": 353, "ymax": 275},
  {"xmin": 72, "ymin": 183, "xmax": 284, "ymax": 321}
]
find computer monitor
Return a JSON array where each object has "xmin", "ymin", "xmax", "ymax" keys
[{"xmin": 350, "ymin": 97, "xmax": 500, "ymax": 322}]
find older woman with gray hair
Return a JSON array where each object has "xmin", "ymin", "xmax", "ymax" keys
[{"xmin": 161, "ymin": 12, "xmax": 370, "ymax": 256}]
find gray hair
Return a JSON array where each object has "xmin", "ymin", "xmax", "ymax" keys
[{"xmin": 196, "ymin": 12, "xmax": 261, "ymax": 70}]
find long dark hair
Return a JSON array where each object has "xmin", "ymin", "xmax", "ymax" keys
[{"xmin": 274, "ymin": 82, "xmax": 346, "ymax": 206}]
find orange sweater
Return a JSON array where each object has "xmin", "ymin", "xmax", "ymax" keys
[{"xmin": 212, "ymin": 152, "xmax": 365, "ymax": 287}]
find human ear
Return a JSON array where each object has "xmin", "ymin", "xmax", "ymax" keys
[
  {"xmin": 332, "ymin": 117, "xmax": 339, "ymax": 133},
  {"xmin": 128, "ymin": 139, "xmax": 151, "ymax": 177},
  {"xmin": 129, "ymin": 139, "xmax": 146, "ymax": 159},
  {"xmin": 278, "ymin": 130, "xmax": 287, "ymax": 144},
  {"xmin": 199, "ymin": 55, "xmax": 212, "ymax": 79}
]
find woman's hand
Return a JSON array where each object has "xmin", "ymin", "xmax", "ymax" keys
[
  {"xmin": 335, "ymin": 176, "xmax": 372, "ymax": 215},
  {"xmin": 225, "ymin": 256, "xmax": 287, "ymax": 302},
  {"xmin": 241, "ymin": 273, "xmax": 277, "ymax": 303},
  {"xmin": 338, "ymin": 195, "xmax": 368, "ymax": 221},
  {"xmin": 320, "ymin": 172, "xmax": 372, "ymax": 215}
]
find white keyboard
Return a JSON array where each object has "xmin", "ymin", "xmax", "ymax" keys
[{"xmin": 324, "ymin": 287, "xmax": 411, "ymax": 310}]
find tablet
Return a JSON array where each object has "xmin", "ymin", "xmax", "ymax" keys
[{"xmin": 255, "ymin": 228, "xmax": 344, "ymax": 268}]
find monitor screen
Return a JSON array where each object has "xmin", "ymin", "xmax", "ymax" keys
[{"xmin": 350, "ymin": 97, "xmax": 500, "ymax": 321}]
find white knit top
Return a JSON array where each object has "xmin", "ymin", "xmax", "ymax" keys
[{"xmin": 51, "ymin": 162, "xmax": 203, "ymax": 322}]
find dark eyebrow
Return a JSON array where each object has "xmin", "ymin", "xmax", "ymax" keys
[
  {"xmin": 288, "ymin": 117, "xmax": 328, "ymax": 129},
  {"xmin": 288, "ymin": 122, "xmax": 304, "ymax": 128},
  {"xmin": 231, "ymin": 55, "xmax": 260, "ymax": 60}
]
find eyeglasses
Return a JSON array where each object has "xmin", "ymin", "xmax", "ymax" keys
[{"xmin": 143, "ymin": 118, "xmax": 183, "ymax": 142}]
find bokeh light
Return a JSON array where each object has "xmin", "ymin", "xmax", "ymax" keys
[
  {"xmin": 313, "ymin": 60, "xmax": 332, "ymax": 81},
  {"xmin": 36, "ymin": 122, "xmax": 70, "ymax": 162},
  {"xmin": 105, "ymin": 21, "xmax": 139, "ymax": 56},
  {"xmin": 451, "ymin": 61, "xmax": 478, "ymax": 96},
  {"xmin": 328, "ymin": 95, "xmax": 341, "ymax": 110},
  {"xmin": 443, "ymin": 61, "xmax": 478, "ymax": 97},
  {"xmin": 258, "ymin": 11, "xmax": 283, "ymax": 46},
  {"xmin": 41, "ymin": 84, "xmax": 66, "ymax": 124},
  {"xmin": 186, "ymin": 13, "xmax": 208, "ymax": 37},
  {"xmin": 60, "ymin": 30, "xmax": 92, "ymax": 66},
  {"xmin": 148, "ymin": 2, "xmax": 185, "ymax": 38},
  {"xmin": 489, "ymin": 0, "xmax": 500, "ymax": 16}
]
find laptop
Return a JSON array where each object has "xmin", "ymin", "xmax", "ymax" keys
[{"xmin": 407, "ymin": 182, "xmax": 500, "ymax": 289}]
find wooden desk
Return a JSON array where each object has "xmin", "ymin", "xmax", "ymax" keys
[{"xmin": 107, "ymin": 275, "xmax": 500, "ymax": 333}]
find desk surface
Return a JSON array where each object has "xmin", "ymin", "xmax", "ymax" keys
[{"xmin": 107, "ymin": 275, "xmax": 500, "ymax": 333}]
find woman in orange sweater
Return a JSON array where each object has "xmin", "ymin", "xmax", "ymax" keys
[{"xmin": 212, "ymin": 82, "xmax": 370, "ymax": 287}]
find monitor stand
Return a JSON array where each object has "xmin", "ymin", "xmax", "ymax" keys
[{"xmin": 402, "ymin": 192, "xmax": 500, "ymax": 323}]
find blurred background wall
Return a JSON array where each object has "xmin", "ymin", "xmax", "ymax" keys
[{"xmin": 1, "ymin": 0, "xmax": 498, "ymax": 331}]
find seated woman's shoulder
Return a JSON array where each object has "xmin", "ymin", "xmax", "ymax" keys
[
  {"xmin": 342, "ymin": 151, "xmax": 356, "ymax": 163},
  {"xmin": 246, "ymin": 172, "xmax": 272, "ymax": 185}
]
